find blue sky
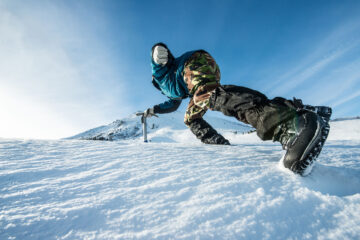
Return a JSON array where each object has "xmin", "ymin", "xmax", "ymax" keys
[{"xmin": 1, "ymin": 0, "xmax": 360, "ymax": 139}]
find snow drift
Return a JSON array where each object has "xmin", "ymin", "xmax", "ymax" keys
[{"xmin": 1, "ymin": 113, "xmax": 360, "ymax": 239}]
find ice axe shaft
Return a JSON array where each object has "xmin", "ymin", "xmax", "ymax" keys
[
  {"xmin": 136, "ymin": 112, "xmax": 158, "ymax": 142},
  {"xmin": 141, "ymin": 114, "xmax": 148, "ymax": 142},
  {"xmin": 136, "ymin": 112, "xmax": 148, "ymax": 142}
]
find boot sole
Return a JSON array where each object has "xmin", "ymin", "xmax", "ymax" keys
[{"xmin": 290, "ymin": 111, "xmax": 331, "ymax": 176}]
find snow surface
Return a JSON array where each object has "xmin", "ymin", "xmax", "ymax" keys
[{"xmin": 1, "ymin": 114, "xmax": 360, "ymax": 239}]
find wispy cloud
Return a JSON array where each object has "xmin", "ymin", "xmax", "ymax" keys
[
  {"xmin": 331, "ymin": 88, "xmax": 360, "ymax": 108},
  {"xmin": 270, "ymin": 45, "xmax": 353, "ymax": 96},
  {"xmin": 0, "ymin": 1, "xmax": 129, "ymax": 139},
  {"xmin": 309, "ymin": 58, "xmax": 360, "ymax": 106},
  {"xmin": 263, "ymin": 19, "xmax": 360, "ymax": 98}
]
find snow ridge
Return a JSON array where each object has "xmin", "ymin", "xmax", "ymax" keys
[
  {"xmin": 1, "ymin": 118, "xmax": 360, "ymax": 239},
  {"xmin": 67, "ymin": 111, "xmax": 253, "ymax": 142}
]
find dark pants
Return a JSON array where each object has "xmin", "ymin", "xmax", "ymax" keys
[{"xmin": 209, "ymin": 85, "xmax": 298, "ymax": 140}]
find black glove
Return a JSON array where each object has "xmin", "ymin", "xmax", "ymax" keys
[
  {"xmin": 204, "ymin": 134, "xmax": 230, "ymax": 145},
  {"xmin": 144, "ymin": 108, "xmax": 156, "ymax": 118},
  {"xmin": 189, "ymin": 118, "xmax": 230, "ymax": 145}
]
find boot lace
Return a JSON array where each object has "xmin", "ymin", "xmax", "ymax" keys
[{"xmin": 275, "ymin": 119, "xmax": 297, "ymax": 150}]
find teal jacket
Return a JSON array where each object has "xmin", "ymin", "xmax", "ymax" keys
[{"xmin": 152, "ymin": 50, "xmax": 197, "ymax": 113}]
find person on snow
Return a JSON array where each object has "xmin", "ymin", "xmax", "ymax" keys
[{"xmin": 144, "ymin": 43, "xmax": 332, "ymax": 175}]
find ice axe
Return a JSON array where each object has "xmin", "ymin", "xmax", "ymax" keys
[{"xmin": 136, "ymin": 112, "xmax": 158, "ymax": 142}]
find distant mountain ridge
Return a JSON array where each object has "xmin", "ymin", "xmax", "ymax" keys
[
  {"xmin": 67, "ymin": 111, "xmax": 253, "ymax": 141},
  {"xmin": 330, "ymin": 116, "xmax": 360, "ymax": 122}
]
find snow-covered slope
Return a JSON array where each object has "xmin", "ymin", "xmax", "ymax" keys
[
  {"xmin": 1, "ymin": 119, "xmax": 360, "ymax": 239},
  {"xmin": 67, "ymin": 111, "xmax": 253, "ymax": 141},
  {"xmin": 328, "ymin": 118, "xmax": 360, "ymax": 140}
]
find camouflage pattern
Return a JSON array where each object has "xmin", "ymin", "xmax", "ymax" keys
[{"xmin": 183, "ymin": 51, "xmax": 221, "ymax": 125}]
